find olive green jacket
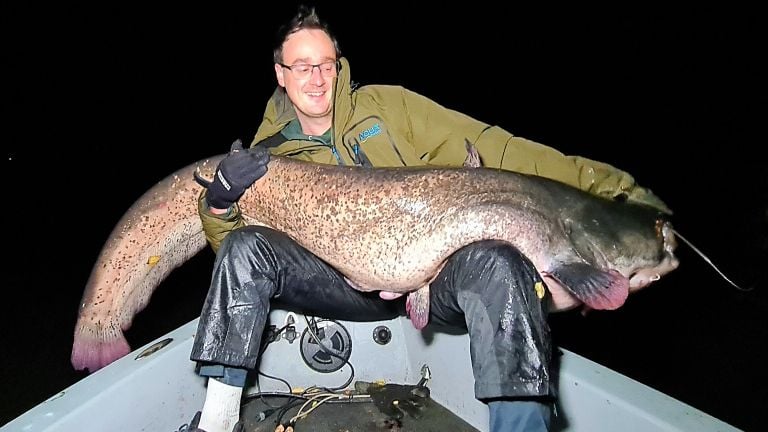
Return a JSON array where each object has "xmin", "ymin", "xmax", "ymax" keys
[{"xmin": 200, "ymin": 57, "xmax": 670, "ymax": 251}]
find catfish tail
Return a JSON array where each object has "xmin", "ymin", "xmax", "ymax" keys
[{"xmin": 71, "ymin": 155, "xmax": 224, "ymax": 372}]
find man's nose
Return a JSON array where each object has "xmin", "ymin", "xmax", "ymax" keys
[{"xmin": 310, "ymin": 66, "xmax": 326, "ymax": 85}]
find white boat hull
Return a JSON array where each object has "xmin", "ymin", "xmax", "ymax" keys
[{"xmin": 2, "ymin": 310, "xmax": 741, "ymax": 432}]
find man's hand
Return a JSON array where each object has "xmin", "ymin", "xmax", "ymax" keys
[{"xmin": 201, "ymin": 139, "xmax": 269, "ymax": 210}]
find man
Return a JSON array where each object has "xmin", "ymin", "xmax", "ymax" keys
[{"xmin": 181, "ymin": 6, "xmax": 671, "ymax": 432}]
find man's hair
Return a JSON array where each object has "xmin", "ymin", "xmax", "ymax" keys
[{"xmin": 273, "ymin": 5, "xmax": 342, "ymax": 64}]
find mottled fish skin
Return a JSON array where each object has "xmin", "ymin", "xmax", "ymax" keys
[
  {"xmin": 403, "ymin": 143, "xmax": 480, "ymax": 329},
  {"xmin": 71, "ymin": 159, "xmax": 217, "ymax": 372},
  {"xmin": 236, "ymin": 158, "xmax": 676, "ymax": 295},
  {"xmin": 72, "ymin": 154, "xmax": 678, "ymax": 372}
]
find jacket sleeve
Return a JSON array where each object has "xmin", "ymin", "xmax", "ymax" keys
[
  {"xmin": 197, "ymin": 190, "xmax": 246, "ymax": 253},
  {"xmin": 473, "ymin": 126, "xmax": 672, "ymax": 213},
  {"xmin": 400, "ymin": 88, "xmax": 672, "ymax": 214}
]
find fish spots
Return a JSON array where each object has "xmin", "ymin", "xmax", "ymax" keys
[{"xmin": 76, "ymin": 154, "xmax": 674, "ymax": 372}]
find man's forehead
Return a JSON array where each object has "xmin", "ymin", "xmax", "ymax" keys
[{"xmin": 282, "ymin": 29, "xmax": 336, "ymax": 63}]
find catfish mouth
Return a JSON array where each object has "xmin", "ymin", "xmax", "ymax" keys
[
  {"xmin": 629, "ymin": 220, "xmax": 679, "ymax": 290},
  {"xmin": 628, "ymin": 252, "xmax": 679, "ymax": 290}
]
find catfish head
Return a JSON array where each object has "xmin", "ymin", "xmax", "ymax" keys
[{"xmin": 543, "ymin": 199, "xmax": 679, "ymax": 313}]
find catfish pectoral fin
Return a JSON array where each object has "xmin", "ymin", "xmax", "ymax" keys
[
  {"xmin": 406, "ymin": 286, "xmax": 430, "ymax": 330},
  {"xmin": 545, "ymin": 264, "xmax": 629, "ymax": 310}
]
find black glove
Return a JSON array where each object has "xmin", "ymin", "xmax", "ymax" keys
[{"xmin": 196, "ymin": 139, "xmax": 269, "ymax": 209}]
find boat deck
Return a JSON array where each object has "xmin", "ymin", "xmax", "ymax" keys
[{"xmin": 239, "ymin": 392, "xmax": 479, "ymax": 431}]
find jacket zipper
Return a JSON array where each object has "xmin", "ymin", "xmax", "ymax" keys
[{"xmin": 306, "ymin": 135, "xmax": 344, "ymax": 165}]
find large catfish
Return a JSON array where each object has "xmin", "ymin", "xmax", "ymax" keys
[{"xmin": 71, "ymin": 149, "xmax": 679, "ymax": 372}]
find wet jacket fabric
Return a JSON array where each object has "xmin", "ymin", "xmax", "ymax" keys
[{"xmin": 199, "ymin": 57, "xmax": 670, "ymax": 252}]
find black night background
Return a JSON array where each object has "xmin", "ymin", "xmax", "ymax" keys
[{"xmin": 4, "ymin": 3, "xmax": 766, "ymax": 431}]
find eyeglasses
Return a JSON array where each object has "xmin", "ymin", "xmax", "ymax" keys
[{"xmin": 279, "ymin": 61, "xmax": 339, "ymax": 80}]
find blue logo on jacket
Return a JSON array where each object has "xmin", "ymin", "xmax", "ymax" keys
[{"xmin": 358, "ymin": 123, "xmax": 381, "ymax": 143}]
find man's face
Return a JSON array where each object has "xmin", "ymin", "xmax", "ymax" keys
[{"xmin": 275, "ymin": 29, "xmax": 337, "ymax": 127}]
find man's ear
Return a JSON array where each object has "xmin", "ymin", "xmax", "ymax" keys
[{"xmin": 274, "ymin": 63, "xmax": 286, "ymax": 88}]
